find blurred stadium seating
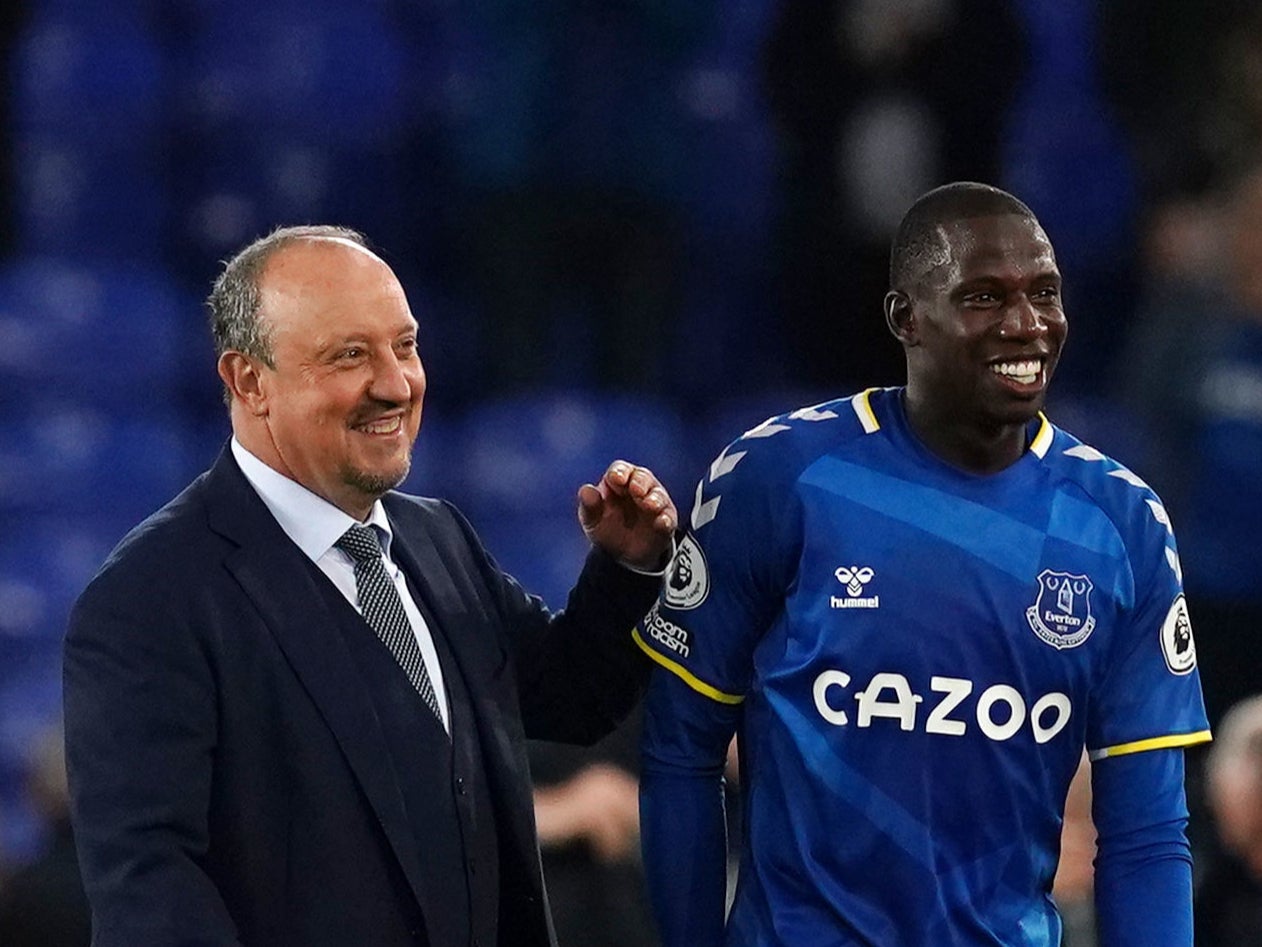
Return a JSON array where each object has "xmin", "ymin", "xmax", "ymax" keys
[
  {"xmin": 447, "ymin": 392, "xmax": 691, "ymax": 607},
  {"xmin": 0, "ymin": 257, "xmax": 197, "ymax": 411},
  {"xmin": 0, "ymin": 11, "xmax": 1256, "ymax": 931},
  {"xmin": 9, "ymin": 10, "xmax": 168, "ymax": 261}
]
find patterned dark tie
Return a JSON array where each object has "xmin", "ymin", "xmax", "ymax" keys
[{"xmin": 335, "ymin": 524, "xmax": 444, "ymax": 723}]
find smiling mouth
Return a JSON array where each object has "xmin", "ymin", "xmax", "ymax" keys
[
  {"xmin": 356, "ymin": 416, "xmax": 403, "ymax": 435},
  {"xmin": 990, "ymin": 358, "xmax": 1044, "ymax": 386}
]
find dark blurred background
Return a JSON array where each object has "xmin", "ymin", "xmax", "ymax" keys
[{"xmin": 0, "ymin": 1, "xmax": 1260, "ymax": 944}]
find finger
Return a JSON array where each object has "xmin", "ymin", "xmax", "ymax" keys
[
  {"xmin": 633, "ymin": 482, "xmax": 675, "ymax": 516},
  {"xmin": 576, "ymin": 482, "xmax": 604, "ymax": 528},
  {"xmin": 625, "ymin": 466, "xmax": 658, "ymax": 498},
  {"xmin": 624, "ymin": 484, "xmax": 664, "ymax": 518},
  {"xmin": 602, "ymin": 460, "xmax": 633, "ymax": 491}
]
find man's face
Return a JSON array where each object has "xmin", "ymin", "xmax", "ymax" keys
[
  {"xmin": 906, "ymin": 213, "xmax": 1066, "ymax": 428},
  {"xmin": 253, "ymin": 238, "xmax": 425, "ymax": 517}
]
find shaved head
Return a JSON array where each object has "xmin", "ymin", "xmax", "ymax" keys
[{"xmin": 890, "ymin": 183, "xmax": 1039, "ymax": 295}]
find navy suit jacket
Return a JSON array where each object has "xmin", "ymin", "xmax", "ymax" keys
[{"xmin": 63, "ymin": 447, "xmax": 659, "ymax": 946}]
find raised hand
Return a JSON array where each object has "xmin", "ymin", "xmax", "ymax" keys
[{"xmin": 577, "ymin": 460, "xmax": 677, "ymax": 571}]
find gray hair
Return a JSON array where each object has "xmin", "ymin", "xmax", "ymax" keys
[{"xmin": 207, "ymin": 224, "xmax": 368, "ymax": 400}]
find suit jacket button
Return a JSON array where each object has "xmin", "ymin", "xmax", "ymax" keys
[{"xmin": 456, "ymin": 776, "xmax": 467, "ymax": 795}]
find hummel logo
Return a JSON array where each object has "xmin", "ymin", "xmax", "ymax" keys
[
  {"xmin": 832, "ymin": 566, "xmax": 879, "ymax": 609},
  {"xmin": 835, "ymin": 566, "xmax": 874, "ymax": 596}
]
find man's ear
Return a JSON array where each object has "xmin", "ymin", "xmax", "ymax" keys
[
  {"xmin": 884, "ymin": 290, "xmax": 918, "ymax": 346},
  {"xmin": 217, "ymin": 352, "xmax": 269, "ymax": 416}
]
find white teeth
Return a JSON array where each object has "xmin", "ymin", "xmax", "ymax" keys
[
  {"xmin": 362, "ymin": 417, "xmax": 401, "ymax": 434},
  {"xmin": 991, "ymin": 360, "xmax": 1041, "ymax": 384}
]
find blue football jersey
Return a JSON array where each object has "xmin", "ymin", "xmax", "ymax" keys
[{"xmin": 638, "ymin": 387, "xmax": 1211, "ymax": 946}]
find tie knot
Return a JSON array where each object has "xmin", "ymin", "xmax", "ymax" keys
[{"xmin": 336, "ymin": 524, "xmax": 384, "ymax": 564}]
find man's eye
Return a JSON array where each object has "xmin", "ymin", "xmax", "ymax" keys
[{"xmin": 339, "ymin": 347, "xmax": 364, "ymax": 360}]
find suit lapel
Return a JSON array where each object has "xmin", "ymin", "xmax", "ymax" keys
[
  {"xmin": 202, "ymin": 450, "xmax": 433, "ymax": 913},
  {"xmin": 385, "ymin": 497, "xmax": 542, "ymax": 882},
  {"xmin": 383, "ymin": 499, "xmax": 504, "ymax": 693}
]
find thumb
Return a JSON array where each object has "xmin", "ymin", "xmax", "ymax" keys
[{"xmin": 576, "ymin": 483, "xmax": 603, "ymax": 530}]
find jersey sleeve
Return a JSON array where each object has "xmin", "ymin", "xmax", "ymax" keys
[
  {"xmin": 1092, "ymin": 748, "xmax": 1194, "ymax": 945},
  {"xmin": 1087, "ymin": 494, "xmax": 1212, "ymax": 761},
  {"xmin": 640, "ymin": 670, "xmax": 736, "ymax": 947},
  {"xmin": 636, "ymin": 417, "xmax": 807, "ymax": 946},
  {"xmin": 634, "ymin": 420, "xmax": 804, "ymax": 705}
]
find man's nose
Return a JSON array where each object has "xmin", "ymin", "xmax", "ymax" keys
[
  {"xmin": 999, "ymin": 296, "xmax": 1048, "ymax": 339},
  {"xmin": 369, "ymin": 352, "xmax": 415, "ymax": 402}
]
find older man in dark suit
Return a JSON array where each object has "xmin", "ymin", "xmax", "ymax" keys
[{"xmin": 62, "ymin": 225, "xmax": 678, "ymax": 947}]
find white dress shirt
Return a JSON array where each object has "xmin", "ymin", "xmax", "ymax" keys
[{"xmin": 231, "ymin": 439, "xmax": 450, "ymax": 732}]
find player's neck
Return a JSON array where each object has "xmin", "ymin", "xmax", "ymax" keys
[{"xmin": 901, "ymin": 390, "xmax": 1028, "ymax": 475}]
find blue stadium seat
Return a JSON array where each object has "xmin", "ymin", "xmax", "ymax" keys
[
  {"xmin": 0, "ymin": 408, "xmax": 191, "ymax": 524},
  {"xmin": 164, "ymin": 6, "xmax": 425, "ymax": 281},
  {"xmin": 1043, "ymin": 394, "xmax": 1155, "ymax": 476},
  {"xmin": 0, "ymin": 512, "xmax": 143, "ymax": 867},
  {"xmin": 0, "ymin": 258, "xmax": 196, "ymax": 412},
  {"xmin": 11, "ymin": 136, "xmax": 168, "ymax": 261},
  {"xmin": 10, "ymin": 13, "xmax": 166, "ymax": 142},
  {"xmin": 171, "ymin": 132, "xmax": 415, "ymax": 288},
  {"xmin": 9, "ymin": 13, "xmax": 169, "ymax": 259},
  {"xmin": 26, "ymin": 0, "xmax": 163, "ymax": 26},
  {"xmin": 671, "ymin": 0, "xmax": 778, "ymax": 240},
  {"xmin": 184, "ymin": 417, "xmax": 234, "ymax": 477},
  {"xmin": 453, "ymin": 391, "xmax": 690, "ymax": 521},
  {"xmin": 176, "ymin": 7, "xmax": 411, "ymax": 144},
  {"xmin": 174, "ymin": 0, "xmax": 400, "ymax": 26},
  {"xmin": 467, "ymin": 510, "xmax": 592, "ymax": 613},
  {"xmin": 396, "ymin": 403, "xmax": 465, "ymax": 502},
  {"xmin": 0, "ymin": 652, "xmax": 63, "ymax": 863},
  {"xmin": 1180, "ymin": 416, "xmax": 1262, "ymax": 602},
  {"xmin": 0, "ymin": 513, "xmax": 127, "ymax": 664},
  {"xmin": 1, "ymin": 528, "xmax": 68, "ymax": 643}
]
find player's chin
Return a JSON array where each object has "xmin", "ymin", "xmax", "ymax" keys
[
  {"xmin": 995, "ymin": 400, "xmax": 1046, "ymax": 429},
  {"xmin": 984, "ymin": 386, "xmax": 1048, "ymax": 425}
]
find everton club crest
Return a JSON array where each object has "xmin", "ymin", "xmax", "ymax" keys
[{"xmin": 1026, "ymin": 570, "xmax": 1096, "ymax": 650}]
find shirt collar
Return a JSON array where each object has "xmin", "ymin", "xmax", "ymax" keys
[{"xmin": 231, "ymin": 438, "xmax": 393, "ymax": 562}]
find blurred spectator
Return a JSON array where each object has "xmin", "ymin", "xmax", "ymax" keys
[
  {"xmin": 1174, "ymin": 165, "xmax": 1262, "ymax": 608},
  {"xmin": 1115, "ymin": 193, "xmax": 1227, "ymax": 512},
  {"xmin": 439, "ymin": 3, "xmax": 714, "ymax": 396},
  {"xmin": 762, "ymin": 0, "xmax": 1025, "ymax": 393},
  {"xmin": 1196, "ymin": 694, "xmax": 1262, "ymax": 945},
  {"xmin": 999, "ymin": 0, "xmax": 1140, "ymax": 393},
  {"xmin": 1102, "ymin": 0, "xmax": 1262, "ymax": 205},
  {"xmin": 1117, "ymin": 162, "xmax": 1262, "ymax": 727},
  {"xmin": 0, "ymin": 726, "xmax": 90, "ymax": 947},
  {"xmin": 530, "ymin": 714, "xmax": 658, "ymax": 947}
]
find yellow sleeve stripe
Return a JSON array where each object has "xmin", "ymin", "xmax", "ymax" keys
[
  {"xmin": 632, "ymin": 628, "xmax": 745, "ymax": 705},
  {"xmin": 1029, "ymin": 412, "xmax": 1054, "ymax": 458},
  {"xmin": 1088, "ymin": 729, "xmax": 1213, "ymax": 762},
  {"xmin": 852, "ymin": 388, "xmax": 881, "ymax": 433}
]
